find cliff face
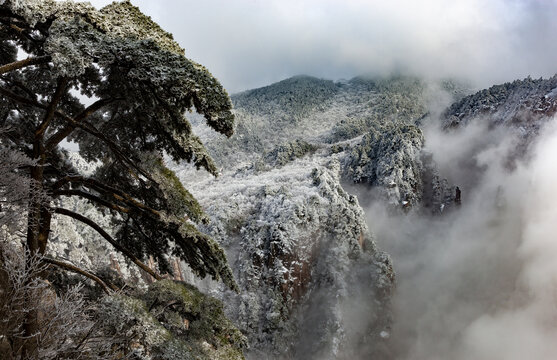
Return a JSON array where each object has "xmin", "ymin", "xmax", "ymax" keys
[
  {"xmin": 187, "ymin": 157, "xmax": 394, "ymax": 359},
  {"xmin": 176, "ymin": 74, "xmax": 557, "ymax": 359}
]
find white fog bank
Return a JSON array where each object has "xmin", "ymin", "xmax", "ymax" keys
[{"xmin": 368, "ymin": 118, "xmax": 557, "ymax": 359}]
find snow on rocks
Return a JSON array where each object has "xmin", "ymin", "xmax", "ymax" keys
[{"xmin": 185, "ymin": 152, "xmax": 394, "ymax": 359}]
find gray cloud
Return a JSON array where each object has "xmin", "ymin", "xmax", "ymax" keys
[{"xmin": 88, "ymin": 0, "xmax": 557, "ymax": 93}]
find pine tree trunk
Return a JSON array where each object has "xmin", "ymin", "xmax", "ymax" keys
[
  {"xmin": 22, "ymin": 206, "xmax": 41, "ymax": 359},
  {"xmin": 21, "ymin": 144, "xmax": 46, "ymax": 359}
]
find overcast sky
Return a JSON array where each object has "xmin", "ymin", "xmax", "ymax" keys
[{"xmin": 88, "ymin": 0, "xmax": 557, "ymax": 93}]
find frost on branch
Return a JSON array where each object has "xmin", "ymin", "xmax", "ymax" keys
[{"xmin": 0, "ymin": 239, "xmax": 122, "ymax": 359}]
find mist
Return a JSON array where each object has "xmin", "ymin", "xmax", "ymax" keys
[
  {"xmin": 86, "ymin": 0, "xmax": 557, "ymax": 93},
  {"xmin": 363, "ymin": 116, "xmax": 557, "ymax": 359}
]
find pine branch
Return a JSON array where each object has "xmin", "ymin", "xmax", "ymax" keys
[
  {"xmin": 36, "ymin": 77, "xmax": 69, "ymax": 137},
  {"xmin": 0, "ymin": 85, "xmax": 40, "ymax": 108},
  {"xmin": 0, "ymin": 86, "xmax": 153, "ymax": 182},
  {"xmin": 0, "ymin": 18, "xmax": 39, "ymax": 44},
  {"xmin": 42, "ymin": 257, "xmax": 113, "ymax": 294},
  {"xmin": 0, "ymin": 56, "xmax": 51, "ymax": 75},
  {"xmin": 70, "ymin": 118, "xmax": 155, "ymax": 182},
  {"xmin": 0, "ymin": 76, "xmax": 38, "ymax": 100},
  {"xmin": 54, "ymin": 189, "xmax": 130, "ymax": 213},
  {"xmin": 53, "ymin": 208, "xmax": 163, "ymax": 281},
  {"xmin": 52, "ymin": 175, "xmax": 161, "ymax": 218},
  {"xmin": 44, "ymin": 97, "xmax": 115, "ymax": 150}
]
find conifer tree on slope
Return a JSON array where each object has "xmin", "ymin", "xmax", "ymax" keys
[{"xmin": 0, "ymin": 0, "xmax": 238, "ymax": 291}]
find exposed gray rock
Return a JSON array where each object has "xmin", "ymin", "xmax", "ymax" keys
[{"xmin": 420, "ymin": 152, "xmax": 460, "ymax": 214}]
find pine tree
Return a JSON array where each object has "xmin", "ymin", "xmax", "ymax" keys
[{"xmin": 0, "ymin": 0, "xmax": 237, "ymax": 293}]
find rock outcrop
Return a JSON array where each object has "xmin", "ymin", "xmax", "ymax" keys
[
  {"xmin": 188, "ymin": 157, "xmax": 394, "ymax": 359},
  {"xmin": 344, "ymin": 121, "xmax": 425, "ymax": 207}
]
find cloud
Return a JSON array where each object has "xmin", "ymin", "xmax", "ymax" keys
[
  {"xmin": 364, "ymin": 116, "xmax": 557, "ymax": 359},
  {"xmin": 452, "ymin": 120, "xmax": 557, "ymax": 360},
  {"xmin": 89, "ymin": 0, "xmax": 557, "ymax": 93}
]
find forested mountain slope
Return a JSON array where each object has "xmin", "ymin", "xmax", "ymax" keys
[
  {"xmin": 179, "ymin": 75, "xmax": 466, "ymax": 358},
  {"xmin": 51, "ymin": 73, "xmax": 557, "ymax": 359}
]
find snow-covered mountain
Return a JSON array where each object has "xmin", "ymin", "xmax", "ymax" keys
[
  {"xmin": 52, "ymin": 73, "xmax": 557, "ymax": 359},
  {"xmin": 183, "ymin": 74, "xmax": 557, "ymax": 359},
  {"xmin": 177, "ymin": 75, "xmax": 467, "ymax": 359}
]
